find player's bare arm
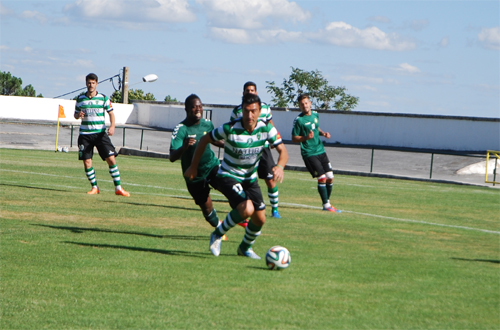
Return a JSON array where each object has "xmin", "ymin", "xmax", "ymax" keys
[
  {"xmin": 107, "ymin": 111, "xmax": 115, "ymax": 136},
  {"xmin": 184, "ymin": 133, "xmax": 214, "ymax": 180},
  {"xmin": 319, "ymin": 129, "xmax": 330, "ymax": 139},
  {"xmin": 272, "ymin": 143, "xmax": 289, "ymax": 183},
  {"xmin": 169, "ymin": 137, "xmax": 197, "ymax": 162},
  {"xmin": 292, "ymin": 129, "xmax": 314, "ymax": 143}
]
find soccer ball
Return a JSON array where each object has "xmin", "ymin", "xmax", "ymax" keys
[{"xmin": 265, "ymin": 246, "xmax": 291, "ymax": 270}]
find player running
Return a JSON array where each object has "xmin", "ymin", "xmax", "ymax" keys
[
  {"xmin": 292, "ymin": 93, "xmax": 341, "ymax": 213},
  {"xmin": 170, "ymin": 94, "xmax": 225, "ymax": 233},
  {"xmin": 230, "ymin": 82, "xmax": 282, "ymax": 219},
  {"xmin": 74, "ymin": 73, "xmax": 130, "ymax": 196},
  {"xmin": 185, "ymin": 93, "xmax": 289, "ymax": 259}
]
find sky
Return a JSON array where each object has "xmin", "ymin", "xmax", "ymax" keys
[{"xmin": 1, "ymin": 0, "xmax": 499, "ymax": 118}]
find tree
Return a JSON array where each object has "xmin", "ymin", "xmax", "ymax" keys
[
  {"xmin": 0, "ymin": 71, "xmax": 43, "ymax": 97},
  {"xmin": 110, "ymin": 89, "xmax": 156, "ymax": 104},
  {"xmin": 266, "ymin": 67, "xmax": 358, "ymax": 111},
  {"xmin": 164, "ymin": 95, "xmax": 178, "ymax": 102}
]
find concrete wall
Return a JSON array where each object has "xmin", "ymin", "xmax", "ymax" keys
[
  {"xmin": 1, "ymin": 95, "xmax": 499, "ymax": 152},
  {"xmin": 133, "ymin": 101, "xmax": 500, "ymax": 152}
]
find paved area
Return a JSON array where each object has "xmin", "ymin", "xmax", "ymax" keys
[{"xmin": 0, "ymin": 121, "xmax": 496, "ymax": 188}]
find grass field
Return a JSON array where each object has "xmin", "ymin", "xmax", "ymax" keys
[{"xmin": 1, "ymin": 148, "xmax": 499, "ymax": 329}]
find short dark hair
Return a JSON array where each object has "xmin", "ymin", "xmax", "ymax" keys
[
  {"xmin": 297, "ymin": 93, "xmax": 310, "ymax": 103},
  {"xmin": 243, "ymin": 81, "xmax": 257, "ymax": 92},
  {"xmin": 185, "ymin": 94, "xmax": 201, "ymax": 110},
  {"xmin": 86, "ymin": 73, "xmax": 98, "ymax": 82},
  {"xmin": 242, "ymin": 93, "xmax": 261, "ymax": 109}
]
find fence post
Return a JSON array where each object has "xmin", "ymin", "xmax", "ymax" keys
[
  {"xmin": 123, "ymin": 127, "xmax": 126, "ymax": 146},
  {"xmin": 70, "ymin": 125, "xmax": 74, "ymax": 147},
  {"xmin": 370, "ymin": 148, "xmax": 374, "ymax": 173},
  {"xmin": 494, "ymin": 158, "xmax": 497, "ymax": 186},
  {"xmin": 430, "ymin": 153, "xmax": 434, "ymax": 179},
  {"xmin": 140, "ymin": 129, "xmax": 144, "ymax": 150}
]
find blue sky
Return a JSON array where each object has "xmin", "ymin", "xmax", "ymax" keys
[{"xmin": 1, "ymin": 0, "xmax": 499, "ymax": 118}]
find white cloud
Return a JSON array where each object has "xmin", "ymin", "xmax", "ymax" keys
[
  {"xmin": 408, "ymin": 19, "xmax": 429, "ymax": 32},
  {"xmin": 64, "ymin": 0, "xmax": 196, "ymax": 23},
  {"xmin": 196, "ymin": 0, "xmax": 311, "ymax": 29},
  {"xmin": 477, "ymin": 27, "xmax": 500, "ymax": 50},
  {"xmin": 208, "ymin": 27, "xmax": 303, "ymax": 44},
  {"xmin": 19, "ymin": 10, "xmax": 48, "ymax": 24},
  {"xmin": 439, "ymin": 37, "xmax": 449, "ymax": 48},
  {"xmin": 311, "ymin": 21, "xmax": 416, "ymax": 51},
  {"xmin": 397, "ymin": 63, "xmax": 420, "ymax": 74},
  {"xmin": 0, "ymin": 3, "xmax": 14, "ymax": 17},
  {"xmin": 368, "ymin": 16, "xmax": 391, "ymax": 24}
]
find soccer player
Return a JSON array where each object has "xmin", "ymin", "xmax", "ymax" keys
[
  {"xmin": 170, "ymin": 94, "xmax": 224, "ymax": 231},
  {"xmin": 185, "ymin": 93, "xmax": 289, "ymax": 259},
  {"xmin": 292, "ymin": 93, "xmax": 341, "ymax": 213},
  {"xmin": 230, "ymin": 81, "xmax": 281, "ymax": 219},
  {"xmin": 74, "ymin": 73, "xmax": 130, "ymax": 196}
]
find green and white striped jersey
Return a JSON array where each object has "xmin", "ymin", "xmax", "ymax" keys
[
  {"xmin": 75, "ymin": 93, "xmax": 112, "ymax": 135},
  {"xmin": 230, "ymin": 102, "xmax": 273, "ymax": 122},
  {"xmin": 211, "ymin": 119, "xmax": 282, "ymax": 182}
]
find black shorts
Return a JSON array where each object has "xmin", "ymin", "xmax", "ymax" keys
[
  {"xmin": 258, "ymin": 147, "xmax": 276, "ymax": 180},
  {"xmin": 303, "ymin": 153, "xmax": 333, "ymax": 178},
  {"xmin": 186, "ymin": 165, "xmax": 219, "ymax": 205},
  {"xmin": 78, "ymin": 132, "xmax": 117, "ymax": 161},
  {"xmin": 216, "ymin": 176, "xmax": 265, "ymax": 211}
]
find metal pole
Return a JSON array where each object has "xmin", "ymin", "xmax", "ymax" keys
[
  {"xmin": 123, "ymin": 127, "xmax": 126, "ymax": 146},
  {"xmin": 140, "ymin": 129, "xmax": 144, "ymax": 150},
  {"xmin": 121, "ymin": 66, "xmax": 129, "ymax": 104},
  {"xmin": 370, "ymin": 148, "xmax": 374, "ymax": 173},
  {"xmin": 70, "ymin": 125, "xmax": 74, "ymax": 147},
  {"xmin": 494, "ymin": 158, "xmax": 497, "ymax": 186},
  {"xmin": 430, "ymin": 153, "xmax": 434, "ymax": 179}
]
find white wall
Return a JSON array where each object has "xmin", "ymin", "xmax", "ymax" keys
[
  {"xmin": 0, "ymin": 95, "xmax": 134, "ymax": 125},
  {"xmin": 1, "ymin": 95, "xmax": 499, "ymax": 152},
  {"xmin": 133, "ymin": 101, "xmax": 500, "ymax": 152}
]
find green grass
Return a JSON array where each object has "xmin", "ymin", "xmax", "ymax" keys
[{"xmin": 1, "ymin": 148, "xmax": 499, "ymax": 329}]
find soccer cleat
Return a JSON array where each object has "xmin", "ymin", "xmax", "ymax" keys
[
  {"xmin": 237, "ymin": 246, "xmax": 261, "ymax": 260},
  {"xmin": 237, "ymin": 219, "xmax": 249, "ymax": 228},
  {"xmin": 271, "ymin": 210, "xmax": 281, "ymax": 218},
  {"xmin": 115, "ymin": 188, "xmax": 130, "ymax": 197},
  {"xmin": 323, "ymin": 205, "xmax": 341, "ymax": 213},
  {"xmin": 209, "ymin": 231, "xmax": 222, "ymax": 256},
  {"xmin": 87, "ymin": 187, "xmax": 100, "ymax": 195}
]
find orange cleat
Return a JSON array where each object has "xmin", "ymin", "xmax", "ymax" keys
[
  {"xmin": 222, "ymin": 234, "xmax": 228, "ymax": 241},
  {"xmin": 87, "ymin": 187, "xmax": 100, "ymax": 195},
  {"xmin": 237, "ymin": 219, "xmax": 249, "ymax": 228},
  {"xmin": 115, "ymin": 188, "xmax": 130, "ymax": 197}
]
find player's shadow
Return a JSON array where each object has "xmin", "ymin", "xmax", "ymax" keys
[
  {"xmin": 64, "ymin": 241, "xmax": 209, "ymax": 258},
  {"xmin": 451, "ymin": 257, "xmax": 500, "ymax": 264},
  {"xmin": 34, "ymin": 224, "xmax": 207, "ymax": 240},
  {"xmin": 102, "ymin": 200, "xmax": 199, "ymax": 212},
  {"xmin": 0, "ymin": 183, "xmax": 67, "ymax": 192}
]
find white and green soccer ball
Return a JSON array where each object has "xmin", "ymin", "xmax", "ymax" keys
[{"xmin": 265, "ymin": 246, "xmax": 291, "ymax": 270}]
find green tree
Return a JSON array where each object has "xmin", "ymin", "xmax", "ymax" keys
[
  {"xmin": 110, "ymin": 89, "xmax": 156, "ymax": 104},
  {"xmin": 0, "ymin": 71, "xmax": 43, "ymax": 97},
  {"xmin": 164, "ymin": 95, "xmax": 178, "ymax": 102},
  {"xmin": 266, "ymin": 67, "xmax": 358, "ymax": 111}
]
